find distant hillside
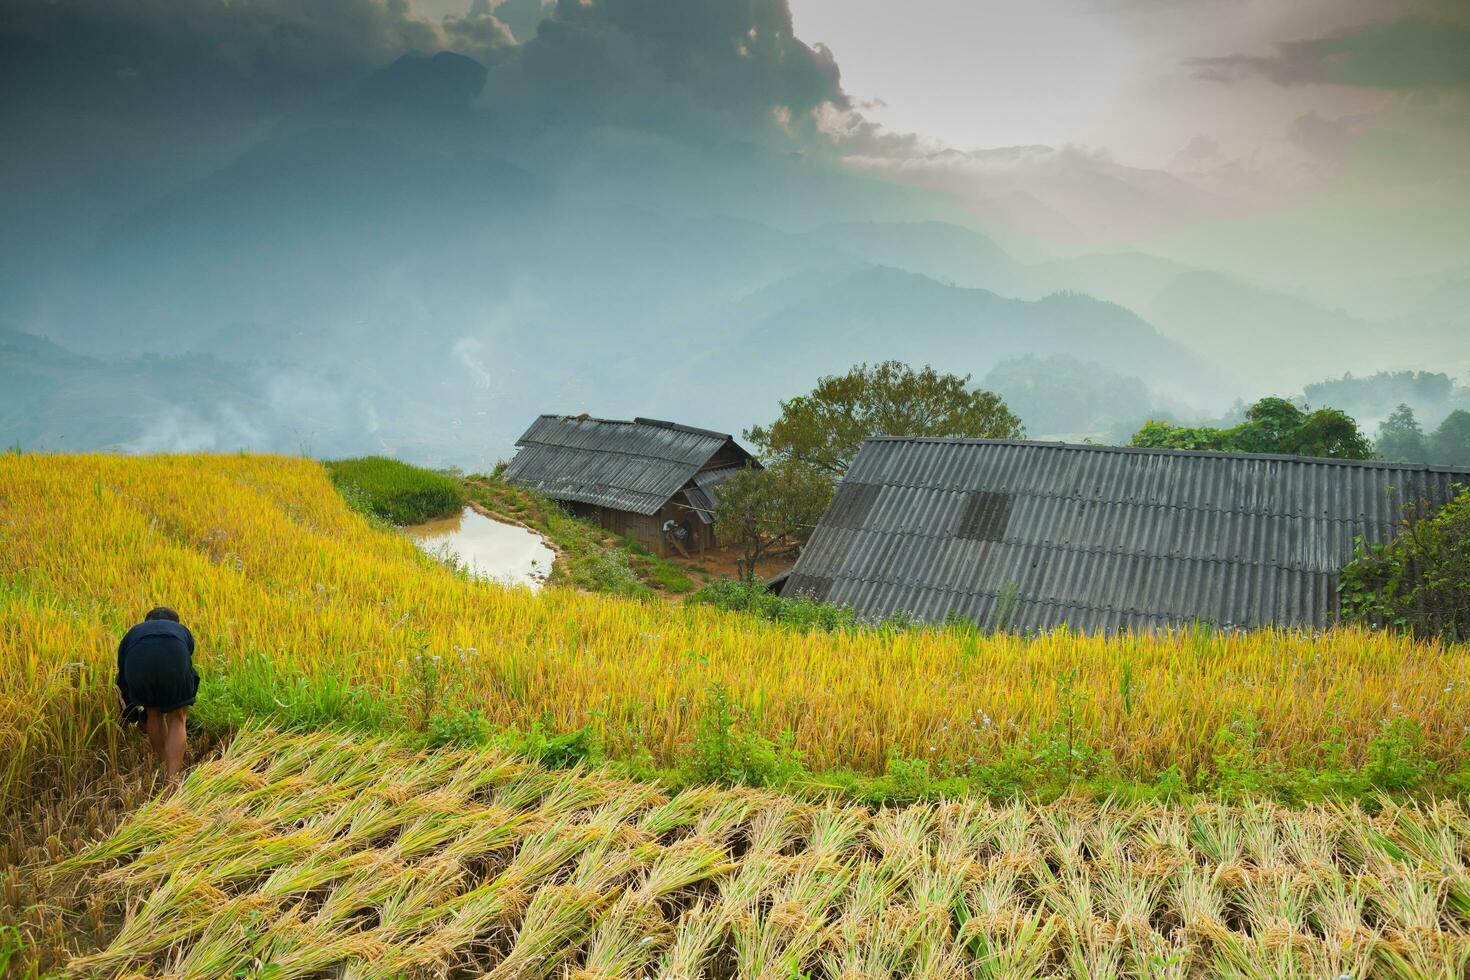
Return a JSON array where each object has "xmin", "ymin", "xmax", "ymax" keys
[
  {"xmin": 0, "ymin": 326, "xmax": 396, "ymax": 456},
  {"xmin": 981, "ymin": 353, "xmax": 1173, "ymax": 441},
  {"xmin": 3, "ymin": 47, "xmax": 1408, "ymax": 462},
  {"xmin": 785, "ymin": 221, "xmax": 1403, "ymax": 395},
  {"xmin": 684, "ymin": 265, "xmax": 1217, "ymax": 413},
  {"xmin": 802, "ymin": 220, "xmax": 1023, "ymax": 291}
]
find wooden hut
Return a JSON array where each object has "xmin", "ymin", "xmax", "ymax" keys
[{"xmin": 502, "ymin": 415, "xmax": 757, "ymax": 557}]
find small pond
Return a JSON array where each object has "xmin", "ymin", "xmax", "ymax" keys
[{"xmin": 406, "ymin": 507, "xmax": 555, "ymax": 590}]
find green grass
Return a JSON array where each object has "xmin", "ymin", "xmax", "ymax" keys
[
  {"xmin": 463, "ymin": 474, "xmax": 695, "ymax": 596},
  {"xmin": 324, "ymin": 456, "xmax": 464, "ymax": 525},
  {"xmin": 690, "ymin": 577, "xmax": 859, "ymax": 631},
  {"xmin": 619, "ymin": 536, "xmax": 696, "ymax": 593}
]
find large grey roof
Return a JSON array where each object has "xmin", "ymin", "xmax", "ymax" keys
[
  {"xmin": 503, "ymin": 415, "xmax": 745, "ymax": 515},
  {"xmin": 785, "ymin": 438, "xmax": 1470, "ymax": 631}
]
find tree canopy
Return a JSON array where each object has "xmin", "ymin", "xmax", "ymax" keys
[
  {"xmin": 746, "ymin": 361, "xmax": 1024, "ymax": 476},
  {"xmin": 1375, "ymin": 404, "xmax": 1429, "ymax": 463},
  {"xmin": 981, "ymin": 353, "xmax": 1153, "ymax": 439},
  {"xmin": 1341, "ymin": 489, "xmax": 1470, "ymax": 642},
  {"xmin": 713, "ymin": 460, "xmax": 833, "ymax": 576},
  {"xmin": 1430, "ymin": 410, "xmax": 1470, "ymax": 467},
  {"xmin": 1129, "ymin": 397, "xmax": 1374, "ymax": 460},
  {"xmin": 1372, "ymin": 406, "xmax": 1470, "ymax": 467}
]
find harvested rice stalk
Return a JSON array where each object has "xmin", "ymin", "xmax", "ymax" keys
[{"xmin": 654, "ymin": 901, "xmax": 724, "ymax": 980}]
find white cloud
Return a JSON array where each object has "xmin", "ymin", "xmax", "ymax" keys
[{"xmin": 453, "ymin": 336, "xmax": 493, "ymax": 390}]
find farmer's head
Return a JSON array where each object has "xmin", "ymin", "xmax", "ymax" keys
[{"xmin": 144, "ymin": 606, "xmax": 180, "ymax": 623}]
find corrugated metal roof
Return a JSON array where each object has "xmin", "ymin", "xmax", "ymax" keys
[
  {"xmin": 785, "ymin": 438, "xmax": 1470, "ymax": 631},
  {"xmin": 502, "ymin": 415, "xmax": 746, "ymax": 515},
  {"xmin": 685, "ymin": 466, "xmax": 747, "ymax": 524}
]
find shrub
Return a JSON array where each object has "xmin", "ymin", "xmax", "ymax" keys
[
  {"xmin": 1363, "ymin": 717, "xmax": 1434, "ymax": 791},
  {"xmin": 571, "ymin": 548, "xmax": 649, "ymax": 598},
  {"xmin": 689, "ymin": 577, "xmax": 857, "ymax": 631},
  {"xmin": 679, "ymin": 684, "xmax": 803, "ymax": 788},
  {"xmin": 426, "ymin": 707, "xmax": 492, "ymax": 748},
  {"xmin": 1130, "ymin": 396, "xmax": 1374, "ymax": 459},
  {"xmin": 500, "ymin": 721, "xmax": 601, "ymax": 768},
  {"xmin": 1341, "ymin": 488, "xmax": 1470, "ymax": 641}
]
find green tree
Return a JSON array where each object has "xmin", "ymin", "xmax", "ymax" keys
[
  {"xmin": 746, "ymin": 361, "xmax": 1024, "ymax": 477},
  {"xmin": 1430, "ymin": 409, "xmax": 1470, "ymax": 467},
  {"xmin": 1128, "ymin": 396, "xmax": 1373, "ymax": 460},
  {"xmin": 1128, "ymin": 420, "xmax": 1232, "ymax": 452},
  {"xmin": 1375, "ymin": 404, "xmax": 1429, "ymax": 463},
  {"xmin": 1231, "ymin": 396, "xmax": 1308, "ymax": 454},
  {"xmin": 1283, "ymin": 406, "xmax": 1375, "ymax": 459},
  {"xmin": 714, "ymin": 460, "xmax": 834, "ymax": 578},
  {"xmin": 1341, "ymin": 488, "xmax": 1470, "ymax": 641}
]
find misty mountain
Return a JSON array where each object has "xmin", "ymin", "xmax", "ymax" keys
[
  {"xmin": 1, "ymin": 326, "xmax": 298, "ymax": 454},
  {"xmin": 1301, "ymin": 370, "xmax": 1470, "ymax": 435},
  {"xmin": 981, "ymin": 354, "xmax": 1176, "ymax": 441},
  {"xmin": 681, "ymin": 264, "xmax": 1213, "ymax": 418},
  {"xmin": 2, "ymin": 43, "xmax": 1227, "ymax": 464},
  {"xmin": 0, "ymin": 23, "xmax": 1417, "ymax": 466},
  {"xmin": 785, "ymin": 219, "xmax": 1408, "ymax": 395},
  {"xmin": 801, "ymin": 221, "xmax": 1023, "ymax": 292}
]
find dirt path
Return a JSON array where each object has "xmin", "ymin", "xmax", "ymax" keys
[{"xmin": 665, "ymin": 544, "xmax": 794, "ymax": 589}]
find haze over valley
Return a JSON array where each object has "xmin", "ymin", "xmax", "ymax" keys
[{"xmin": 3, "ymin": 0, "xmax": 1467, "ymax": 464}]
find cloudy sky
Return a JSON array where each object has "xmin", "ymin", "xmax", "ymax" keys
[
  {"xmin": 9, "ymin": 0, "xmax": 1466, "ymax": 266},
  {"xmin": 2, "ymin": 0, "xmax": 1467, "ymax": 457},
  {"xmin": 787, "ymin": 0, "xmax": 1404, "ymax": 164}
]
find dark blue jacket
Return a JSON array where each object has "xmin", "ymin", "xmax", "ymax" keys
[{"xmin": 116, "ymin": 620, "xmax": 196, "ymax": 707}]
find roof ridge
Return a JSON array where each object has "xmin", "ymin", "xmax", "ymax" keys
[
  {"xmin": 858, "ymin": 436, "xmax": 1470, "ymax": 475},
  {"xmin": 632, "ymin": 416, "xmax": 733, "ymax": 441},
  {"xmin": 530, "ymin": 413, "xmax": 733, "ymax": 442}
]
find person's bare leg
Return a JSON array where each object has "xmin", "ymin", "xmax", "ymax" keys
[
  {"xmin": 144, "ymin": 708, "xmax": 167, "ymax": 765},
  {"xmin": 162, "ymin": 707, "xmax": 189, "ymax": 782}
]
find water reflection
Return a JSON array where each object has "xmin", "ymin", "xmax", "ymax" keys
[{"xmin": 406, "ymin": 507, "xmax": 554, "ymax": 590}]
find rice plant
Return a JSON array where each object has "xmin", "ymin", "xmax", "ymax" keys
[
  {"xmin": 15, "ymin": 726, "xmax": 1470, "ymax": 976},
  {"xmin": 4, "ymin": 452, "xmax": 1469, "ymax": 813},
  {"xmin": 5, "ymin": 453, "xmax": 1470, "ymax": 975}
]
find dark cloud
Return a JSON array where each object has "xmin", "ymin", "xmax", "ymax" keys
[
  {"xmin": 0, "ymin": 0, "xmax": 848, "ymax": 151},
  {"xmin": 1187, "ymin": 17, "xmax": 1470, "ymax": 89},
  {"xmin": 0, "ymin": 0, "xmax": 511, "ymax": 138},
  {"xmin": 0, "ymin": 0, "xmax": 462, "ymax": 122},
  {"xmin": 497, "ymin": 0, "xmax": 847, "ymax": 142}
]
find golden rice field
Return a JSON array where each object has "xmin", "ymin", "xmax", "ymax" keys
[
  {"xmin": 33, "ymin": 727, "xmax": 1470, "ymax": 978},
  {"xmin": 3, "ymin": 452, "xmax": 1470, "ymax": 807},
  {"xmin": 5, "ymin": 452, "xmax": 1470, "ymax": 976}
]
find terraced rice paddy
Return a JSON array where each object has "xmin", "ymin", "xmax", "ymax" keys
[
  {"xmin": 3, "ymin": 452, "xmax": 1468, "ymax": 804},
  {"xmin": 41, "ymin": 728, "xmax": 1470, "ymax": 978},
  {"xmin": 4, "ymin": 453, "xmax": 1470, "ymax": 976}
]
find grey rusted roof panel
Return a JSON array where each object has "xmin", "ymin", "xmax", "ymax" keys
[
  {"xmin": 503, "ymin": 415, "xmax": 738, "ymax": 515},
  {"xmin": 785, "ymin": 438, "xmax": 1470, "ymax": 630}
]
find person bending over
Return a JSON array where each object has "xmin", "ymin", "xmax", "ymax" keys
[{"xmin": 117, "ymin": 606, "xmax": 199, "ymax": 782}]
